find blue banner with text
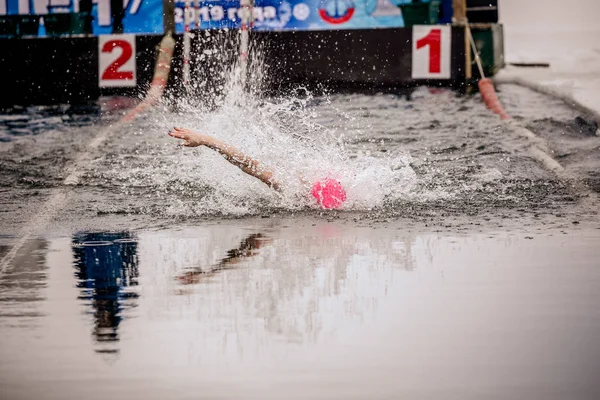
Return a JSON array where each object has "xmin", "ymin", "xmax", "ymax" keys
[
  {"xmin": 0, "ymin": 0, "xmax": 163, "ymax": 35},
  {"xmin": 174, "ymin": 0, "xmax": 411, "ymax": 32},
  {"xmin": 0, "ymin": 0, "xmax": 442, "ymax": 35}
]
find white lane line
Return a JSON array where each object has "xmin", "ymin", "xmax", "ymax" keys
[
  {"xmin": 506, "ymin": 111, "xmax": 594, "ymax": 200},
  {"xmin": 0, "ymin": 122, "xmax": 120, "ymax": 277},
  {"xmin": 63, "ymin": 124, "xmax": 118, "ymax": 186},
  {"xmin": 508, "ymin": 121, "xmax": 566, "ymax": 174},
  {"xmin": 0, "ymin": 33, "xmax": 175, "ymax": 278},
  {"xmin": 494, "ymin": 77, "xmax": 598, "ymax": 181},
  {"xmin": 0, "ymin": 190, "xmax": 67, "ymax": 277}
]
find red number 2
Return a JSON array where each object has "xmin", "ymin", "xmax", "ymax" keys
[
  {"xmin": 416, "ymin": 29, "xmax": 441, "ymax": 73},
  {"xmin": 101, "ymin": 40, "xmax": 134, "ymax": 80}
]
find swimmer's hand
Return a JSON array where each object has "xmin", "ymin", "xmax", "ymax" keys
[
  {"xmin": 168, "ymin": 127, "xmax": 282, "ymax": 191},
  {"xmin": 168, "ymin": 127, "xmax": 213, "ymax": 147}
]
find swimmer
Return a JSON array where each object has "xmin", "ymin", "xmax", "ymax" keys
[{"xmin": 168, "ymin": 127, "xmax": 346, "ymax": 209}]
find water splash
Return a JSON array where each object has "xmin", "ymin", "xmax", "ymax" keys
[{"xmin": 96, "ymin": 38, "xmax": 417, "ymax": 217}]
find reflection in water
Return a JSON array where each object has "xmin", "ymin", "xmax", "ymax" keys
[
  {"xmin": 71, "ymin": 232, "xmax": 140, "ymax": 355},
  {"xmin": 148, "ymin": 226, "xmax": 416, "ymax": 349},
  {"xmin": 2, "ymin": 226, "xmax": 600, "ymax": 400},
  {"xmin": 0, "ymin": 239, "xmax": 48, "ymax": 325},
  {"xmin": 177, "ymin": 233, "xmax": 272, "ymax": 285}
]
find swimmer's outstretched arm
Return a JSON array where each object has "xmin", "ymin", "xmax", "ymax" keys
[{"xmin": 168, "ymin": 127, "xmax": 281, "ymax": 191}]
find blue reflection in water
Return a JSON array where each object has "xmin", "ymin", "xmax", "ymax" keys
[{"xmin": 71, "ymin": 232, "xmax": 139, "ymax": 354}]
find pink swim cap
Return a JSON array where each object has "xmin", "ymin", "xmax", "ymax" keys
[{"xmin": 311, "ymin": 178, "xmax": 347, "ymax": 209}]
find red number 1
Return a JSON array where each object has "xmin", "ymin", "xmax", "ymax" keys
[
  {"xmin": 416, "ymin": 29, "xmax": 441, "ymax": 74},
  {"xmin": 101, "ymin": 40, "xmax": 134, "ymax": 80}
]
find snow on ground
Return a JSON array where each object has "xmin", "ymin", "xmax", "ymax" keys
[
  {"xmin": 498, "ymin": 0, "xmax": 600, "ymax": 120},
  {"xmin": 497, "ymin": 26, "xmax": 600, "ymax": 121}
]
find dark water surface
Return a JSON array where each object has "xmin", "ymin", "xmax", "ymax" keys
[
  {"xmin": 1, "ymin": 85, "xmax": 600, "ymax": 399},
  {"xmin": 1, "ymin": 85, "xmax": 599, "ymax": 234}
]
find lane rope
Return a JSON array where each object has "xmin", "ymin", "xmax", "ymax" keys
[
  {"xmin": 467, "ymin": 22, "xmax": 568, "ymax": 176},
  {"xmin": 494, "ymin": 75, "xmax": 600, "ymax": 125}
]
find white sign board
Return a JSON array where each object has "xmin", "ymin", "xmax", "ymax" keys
[
  {"xmin": 412, "ymin": 25, "xmax": 451, "ymax": 79},
  {"xmin": 98, "ymin": 34, "xmax": 137, "ymax": 88}
]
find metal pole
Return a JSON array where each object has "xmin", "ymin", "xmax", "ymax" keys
[
  {"xmin": 163, "ymin": 0, "xmax": 175, "ymax": 34},
  {"xmin": 239, "ymin": 0, "xmax": 253, "ymax": 85},
  {"xmin": 453, "ymin": 0, "xmax": 471, "ymax": 83},
  {"xmin": 466, "ymin": 22, "xmax": 485, "ymax": 79},
  {"xmin": 183, "ymin": 0, "xmax": 192, "ymax": 92},
  {"xmin": 193, "ymin": 0, "xmax": 200, "ymax": 30},
  {"xmin": 452, "ymin": 0, "xmax": 467, "ymax": 25}
]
